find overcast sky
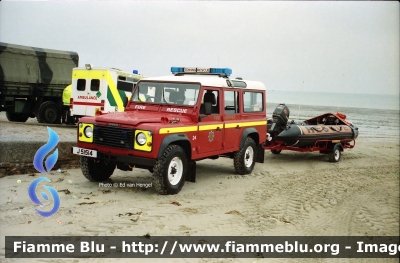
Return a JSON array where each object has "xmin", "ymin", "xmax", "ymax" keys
[{"xmin": 0, "ymin": 1, "xmax": 398, "ymax": 95}]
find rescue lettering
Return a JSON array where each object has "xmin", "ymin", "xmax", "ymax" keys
[
  {"xmin": 302, "ymin": 126, "xmax": 347, "ymax": 134},
  {"xmin": 77, "ymin": 95, "xmax": 98, "ymax": 100},
  {"xmin": 166, "ymin": 108, "xmax": 187, "ymax": 113},
  {"xmin": 135, "ymin": 105, "xmax": 146, "ymax": 109}
]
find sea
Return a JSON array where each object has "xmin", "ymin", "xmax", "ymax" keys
[{"xmin": 266, "ymin": 91, "xmax": 399, "ymax": 142}]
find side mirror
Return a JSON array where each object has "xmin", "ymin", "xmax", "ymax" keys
[
  {"xmin": 204, "ymin": 102, "xmax": 212, "ymax": 115},
  {"xmin": 123, "ymin": 97, "xmax": 129, "ymax": 108}
]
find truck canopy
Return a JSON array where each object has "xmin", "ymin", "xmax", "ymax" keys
[{"xmin": 0, "ymin": 42, "xmax": 79, "ymax": 85}]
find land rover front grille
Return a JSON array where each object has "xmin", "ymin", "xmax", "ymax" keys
[{"xmin": 93, "ymin": 125, "xmax": 134, "ymax": 149}]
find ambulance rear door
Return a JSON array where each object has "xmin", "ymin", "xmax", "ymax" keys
[{"xmin": 71, "ymin": 69, "xmax": 105, "ymax": 117}]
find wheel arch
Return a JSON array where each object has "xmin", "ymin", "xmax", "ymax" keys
[
  {"xmin": 239, "ymin": 128, "xmax": 260, "ymax": 148},
  {"xmin": 157, "ymin": 134, "xmax": 192, "ymax": 160}
]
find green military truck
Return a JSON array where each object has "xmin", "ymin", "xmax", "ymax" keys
[{"xmin": 0, "ymin": 42, "xmax": 79, "ymax": 123}]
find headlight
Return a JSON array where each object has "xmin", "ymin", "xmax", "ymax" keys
[
  {"xmin": 84, "ymin": 126, "xmax": 93, "ymax": 138},
  {"xmin": 136, "ymin": 132, "xmax": 147, "ymax": 146}
]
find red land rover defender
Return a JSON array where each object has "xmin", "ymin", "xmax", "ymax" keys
[{"xmin": 72, "ymin": 67, "xmax": 267, "ymax": 195}]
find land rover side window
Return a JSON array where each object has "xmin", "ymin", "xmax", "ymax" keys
[
  {"xmin": 224, "ymin": 91, "xmax": 238, "ymax": 114},
  {"xmin": 90, "ymin": 79, "xmax": 100, "ymax": 91},
  {"xmin": 117, "ymin": 79, "xmax": 134, "ymax": 92},
  {"xmin": 200, "ymin": 90, "xmax": 219, "ymax": 114},
  {"xmin": 131, "ymin": 82, "xmax": 200, "ymax": 105},
  {"xmin": 243, "ymin": 91, "xmax": 263, "ymax": 112},
  {"xmin": 77, "ymin": 79, "xmax": 86, "ymax": 91}
]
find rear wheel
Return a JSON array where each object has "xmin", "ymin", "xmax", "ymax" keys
[
  {"xmin": 328, "ymin": 143, "xmax": 342, "ymax": 162},
  {"xmin": 152, "ymin": 145, "xmax": 187, "ymax": 195},
  {"xmin": 234, "ymin": 137, "xmax": 256, "ymax": 175},
  {"xmin": 80, "ymin": 156, "xmax": 116, "ymax": 181},
  {"xmin": 37, "ymin": 101, "xmax": 60, "ymax": 124},
  {"xmin": 5, "ymin": 111, "xmax": 29, "ymax": 122}
]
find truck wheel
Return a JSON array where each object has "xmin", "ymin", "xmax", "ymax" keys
[
  {"xmin": 5, "ymin": 111, "xmax": 29, "ymax": 122},
  {"xmin": 37, "ymin": 101, "xmax": 60, "ymax": 124},
  {"xmin": 328, "ymin": 143, "xmax": 342, "ymax": 162},
  {"xmin": 271, "ymin": 149, "xmax": 282, "ymax": 154},
  {"xmin": 80, "ymin": 156, "xmax": 116, "ymax": 181},
  {"xmin": 234, "ymin": 137, "xmax": 256, "ymax": 175},
  {"xmin": 152, "ymin": 145, "xmax": 187, "ymax": 195}
]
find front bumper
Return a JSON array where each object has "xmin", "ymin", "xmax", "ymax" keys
[{"xmin": 71, "ymin": 147, "xmax": 155, "ymax": 167}]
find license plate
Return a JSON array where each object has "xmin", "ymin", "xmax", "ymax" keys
[{"xmin": 72, "ymin": 147, "xmax": 97, "ymax": 157}]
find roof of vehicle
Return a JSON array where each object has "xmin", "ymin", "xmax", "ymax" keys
[
  {"xmin": 140, "ymin": 75, "xmax": 266, "ymax": 90},
  {"xmin": 0, "ymin": 42, "xmax": 78, "ymax": 61},
  {"xmin": 73, "ymin": 67, "xmax": 143, "ymax": 77}
]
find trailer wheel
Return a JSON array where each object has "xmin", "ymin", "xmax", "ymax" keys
[
  {"xmin": 5, "ymin": 111, "xmax": 29, "ymax": 122},
  {"xmin": 271, "ymin": 149, "xmax": 282, "ymax": 154},
  {"xmin": 152, "ymin": 145, "xmax": 187, "ymax": 195},
  {"xmin": 37, "ymin": 101, "xmax": 60, "ymax": 124},
  {"xmin": 80, "ymin": 156, "xmax": 116, "ymax": 181},
  {"xmin": 328, "ymin": 143, "xmax": 342, "ymax": 162},
  {"xmin": 234, "ymin": 137, "xmax": 256, "ymax": 175}
]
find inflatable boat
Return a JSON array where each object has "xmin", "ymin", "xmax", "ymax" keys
[{"xmin": 265, "ymin": 104, "xmax": 358, "ymax": 162}]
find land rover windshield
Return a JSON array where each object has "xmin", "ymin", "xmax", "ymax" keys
[{"xmin": 131, "ymin": 81, "xmax": 201, "ymax": 106}]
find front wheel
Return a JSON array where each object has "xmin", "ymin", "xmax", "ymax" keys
[
  {"xmin": 80, "ymin": 156, "xmax": 116, "ymax": 181},
  {"xmin": 328, "ymin": 143, "xmax": 342, "ymax": 162},
  {"xmin": 152, "ymin": 145, "xmax": 187, "ymax": 195},
  {"xmin": 234, "ymin": 137, "xmax": 257, "ymax": 175}
]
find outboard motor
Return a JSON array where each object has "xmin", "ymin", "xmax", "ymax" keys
[{"xmin": 267, "ymin": 103, "xmax": 290, "ymax": 137}]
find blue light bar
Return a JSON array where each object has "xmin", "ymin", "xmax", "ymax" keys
[{"xmin": 171, "ymin": 67, "xmax": 232, "ymax": 77}]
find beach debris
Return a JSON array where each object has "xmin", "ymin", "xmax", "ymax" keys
[
  {"xmin": 68, "ymin": 180, "xmax": 73, "ymax": 183},
  {"xmin": 117, "ymin": 212, "xmax": 143, "ymax": 222},
  {"xmin": 225, "ymin": 210, "xmax": 244, "ymax": 217},
  {"xmin": 56, "ymin": 178, "xmax": 64, "ymax": 182},
  {"xmin": 84, "ymin": 197, "xmax": 90, "ymax": 200},
  {"xmin": 170, "ymin": 201, "xmax": 182, "ymax": 206},
  {"xmin": 28, "ymin": 221, "xmax": 31, "ymax": 224},
  {"xmin": 57, "ymin": 220, "xmax": 61, "ymax": 224},
  {"xmin": 78, "ymin": 202, "xmax": 96, "ymax": 205},
  {"xmin": 17, "ymin": 180, "xmax": 21, "ymax": 183},
  {"xmin": 68, "ymin": 210, "xmax": 72, "ymax": 213},
  {"xmin": 102, "ymin": 190, "xmax": 111, "ymax": 194},
  {"xmin": 72, "ymin": 195, "xmax": 76, "ymax": 199},
  {"xmin": 130, "ymin": 212, "xmax": 143, "ymax": 222},
  {"xmin": 57, "ymin": 169, "xmax": 62, "ymax": 173},
  {"xmin": 58, "ymin": 189, "xmax": 71, "ymax": 195}
]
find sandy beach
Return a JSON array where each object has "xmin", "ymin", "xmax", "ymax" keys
[{"xmin": 0, "ymin": 106, "xmax": 399, "ymax": 262}]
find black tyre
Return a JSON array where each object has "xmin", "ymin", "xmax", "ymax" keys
[
  {"xmin": 80, "ymin": 156, "xmax": 116, "ymax": 181},
  {"xmin": 328, "ymin": 143, "xmax": 342, "ymax": 162},
  {"xmin": 5, "ymin": 111, "xmax": 29, "ymax": 122},
  {"xmin": 152, "ymin": 145, "xmax": 187, "ymax": 195},
  {"xmin": 234, "ymin": 137, "xmax": 257, "ymax": 175},
  {"xmin": 37, "ymin": 101, "xmax": 60, "ymax": 124},
  {"xmin": 271, "ymin": 149, "xmax": 282, "ymax": 154}
]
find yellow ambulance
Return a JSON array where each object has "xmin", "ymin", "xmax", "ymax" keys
[{"xmin": 70, "ymin": 64, "xmax": 144, "ymax": 117}]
